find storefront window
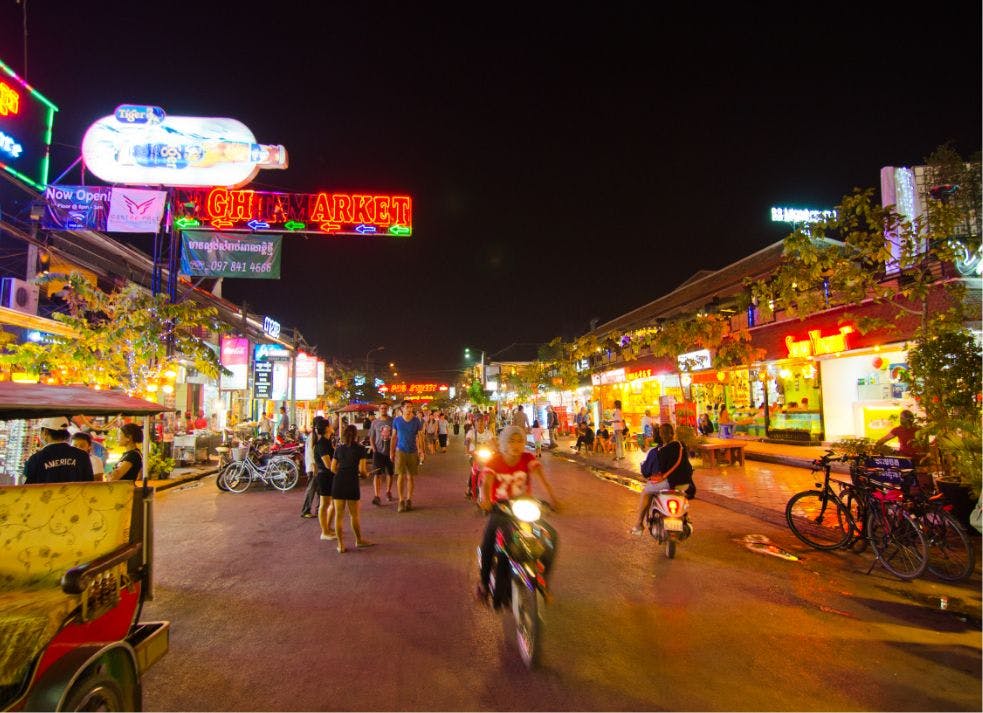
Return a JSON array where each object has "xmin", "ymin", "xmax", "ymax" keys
[{"xmin": 819, "ymin": 348, "xmax": 912, "ymax": 442}]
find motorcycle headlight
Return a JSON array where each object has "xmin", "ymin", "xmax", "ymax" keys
[
  {"xmin": 512, "ymin": 498, "xmax": 541, "ymax": 523},
  {"xmin": 476, "ymin": 447, "xmax": 493, "ymax": 462}
]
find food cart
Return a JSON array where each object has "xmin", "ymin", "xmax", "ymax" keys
[{"xmin": 0, "ymin": 382, "xmax": 170, "ymax": 711}]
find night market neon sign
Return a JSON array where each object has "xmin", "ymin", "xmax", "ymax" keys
[
  {"xmin": 173, "ymin": 187, "xmax": 413, "ymax": 237},
  {"xmin": 785, "ymin": 326, "xmax": 853, "ymax": 358}
]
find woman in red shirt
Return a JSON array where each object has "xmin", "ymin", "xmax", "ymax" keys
[
  {"xmin": 476, "ymin": 426, "xmax": 558, "ymax": 604},
  {"xmin": 875, "ymin": 409, "xmax": 924, "ymax": 462}
]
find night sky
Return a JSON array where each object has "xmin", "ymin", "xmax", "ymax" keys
[{"xmin": 1, "ymin": 2, "xmax": 980, "ymax": 380}]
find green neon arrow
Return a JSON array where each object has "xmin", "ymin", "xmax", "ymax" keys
[
  {"xmin": 174, "ymin": 217, "xmax": 200, "ymax": 229},
  {"xmin": 388, "ymin": 224, "xmax": 411, "ymax": 236},
  {"xmin": 284, "ymin": 220, "xmax": 306, "ymax": 231}
]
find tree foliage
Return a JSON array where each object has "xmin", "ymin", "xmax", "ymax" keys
[{"xmin": 0, "ymin": 273, "xmax": 225, "ymax": 394}]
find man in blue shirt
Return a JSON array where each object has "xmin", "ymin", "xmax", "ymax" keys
[{"xmin": 389, "ymin": 400, "xmax": 423, "ymax": 512}]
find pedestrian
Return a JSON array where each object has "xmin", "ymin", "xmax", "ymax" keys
[
  {"xmin": 277, "ymin": 406, "xmax": 290, "ymax": 439},
  {"xmin": 24, "ymin": 417, "xmax": 95, "ymax": 485},
  {"xmin": 368, "ymin": 403, "xmax": 395, "ymax": 505},
  {"xmin": 330, "ymin": 424, "xmax": 374, "ymax": 553},
  {"xmin": 107, "ymin": 423, "xmax": 144, "ymax": 481},
  {"xmin": 531, "ymin": 419, "xmax": 544, "ymax": 457},
  {"xmin": 71, "ymin": 431, "xmax": 106, "ymax": 481},
  {"xmin": 511, "ymin": 404, "xmax": 530, "ymax": 433},
  {"xmin": 313, "ymin": 419, "xmax": 337, "ymax": 541},
  {"xmin": 546, "ymin": 405, "xmax": 559, "ymax": 449},
  {"xmin": 300, "ymin": 416, "xmax": 325, "ymax": 518},
  {"xmin": 390, "ymin": 399, "xmax": 423, "ymax": 512},
  {"xmin": 641, "ymin": 409, "xmax": 655, "ymax": 451},
  {"xmin": 437, "ymin": 412, "xmax": 449, "ymax": 452},
  {"xmin": 258, "ymin": 411, "xmax": 273, "ymax": 438},
  {"xmin": 425, "ymin": 413, "xmax": 439, "ymax": 455},
  {"xmin": 194, "ymin": 410, "xmax": 208, "ymax": 430},
  {"xmin": 697, "ymin": 413, "xmax": 715, "ymax": 436},
  {"xmin": 611, "ymin": 400, "xmax": 625, "ymax": 462}
]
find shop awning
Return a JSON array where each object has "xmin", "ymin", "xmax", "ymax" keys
[{"xmin": 0, "ymin": 382, "xmax": 169, "ymax": 420}]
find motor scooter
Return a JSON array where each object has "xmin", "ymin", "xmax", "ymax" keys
[
  {"xmin": 475, "ymin": 497, "xmax": 557, "ymax": 668},
  {"xmin": 646, "ymin": 489, "xmax": 694, "ymax": 559},
  {"xmin": 467, "ymin": 446, "xmax": 494, "ymax": 502}
]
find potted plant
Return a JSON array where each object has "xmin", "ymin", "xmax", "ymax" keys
[
  {"xmin": 904, "ymin": 327, "xmax": 982, "ymax": 528},
  {"xmin": 147, "ymin": 443, "xmax": 176, "ymax": 480}
]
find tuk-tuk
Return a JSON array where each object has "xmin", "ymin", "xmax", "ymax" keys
[{"xmin": 0, "ymin": 382, "xmax": 170, "ymax": 711}]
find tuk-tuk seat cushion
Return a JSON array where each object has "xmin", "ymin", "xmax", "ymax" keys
[{"xmin": 0, "ymin": 482, "xmax": 135, "ymax": 687}]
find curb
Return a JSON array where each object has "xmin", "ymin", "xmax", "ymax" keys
[
  {"xmin": 151, "ymin": 467, "xmax": 219, "ymax": 492},
  {"xmin": 551, "ymin": 451, "xmax": 790, "ymax": 528}
]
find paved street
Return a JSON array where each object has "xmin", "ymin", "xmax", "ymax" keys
[{"xmin": 142, "ymin": 437, "xmax": 982, "ymax": 711}]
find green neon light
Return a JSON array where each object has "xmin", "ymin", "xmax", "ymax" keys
[
  {"xmin": 388, "ymin": 224, "xmax": 411, "ymax": 236},
  {"xmin": 0, "ymin": 58, "xmax": 59, "ymax": 110},
  {"xmin": 284, "ymin": 220, "xmax": 306, "ymax": 230},
  {"xmin": 174, "ymin": 217, "xmax": 201, "ymax": 228},
  {"xmin": 0, "ymin": 161, "xmax": 44, "ymax": 191},
  {"xmin": 0, "ymin": 57, "xmax": 59, "ymax": 188}
]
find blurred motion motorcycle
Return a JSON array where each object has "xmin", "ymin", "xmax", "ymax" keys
[{"xmin": 475, "ymin": 496, "xmax": 557, "ymax": 668}]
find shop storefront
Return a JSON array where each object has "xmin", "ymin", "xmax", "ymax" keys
[
  {"xmin": 747, "ymin": 300, "xmax": 921, "ymax": 444},
  {"xmin": 818, "ymin": 346, "xmax": 913, "ymax": 442}
]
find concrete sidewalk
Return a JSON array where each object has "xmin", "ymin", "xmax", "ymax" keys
[{"xmin": 548, "ymin": 435, "xmax": 851, "ymax": 528}]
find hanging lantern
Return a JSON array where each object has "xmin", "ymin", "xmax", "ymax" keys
[
  {"xmin": 872, "ymin": 356, "xmax": 883, "ymax": 370},
  {"xmin": 716, "ymin": 371, "xmax": 726, "ymax": 383}
]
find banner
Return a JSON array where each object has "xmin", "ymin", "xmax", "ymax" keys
[
  {"xmin": 253, "ymin": 361, "xmax": 273, "ymax": 400},
  {"xmin": 42, "ymin": 185, "xmax": 111, "ymax": 230},
  {"xmin": 106, "ymin": 187, "xmax": 167, "ymax": 232},
  {"xmin": 180, "ymin": 230, "xmax": 281, "ymax": 279},
  {"xmin": 220, "ymin": 336, "xmax": 249, "ymax": 390}
]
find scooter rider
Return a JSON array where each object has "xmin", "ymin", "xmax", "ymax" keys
[
  {"xmin": 476, "ymin": 426, "xmax": 559, "ymax": 605},
  {"xmin": 631, "ymin": 423, "xmax": 694, "ymax": 535}
]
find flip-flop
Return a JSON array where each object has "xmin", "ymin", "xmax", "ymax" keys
[
  {"xmin": 337, "ymin": 546, "xmax": 347, "ymax": 554},
  {"xmin": 356, "ymin": 541, "xmax": 376, "ymax": 548}
]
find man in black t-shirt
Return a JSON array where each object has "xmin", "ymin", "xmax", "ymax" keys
[{"xmin": 24, "ymin": 416, "xmax": 95, "ymax": 485}]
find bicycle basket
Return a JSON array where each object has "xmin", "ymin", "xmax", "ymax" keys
[{"xmin": 231, "ymin": 446, "xmax": 250, "ymax": 461}]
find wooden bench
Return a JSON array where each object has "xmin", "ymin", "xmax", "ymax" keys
[{"xmin": 696, "ymin": 440, "xmax": 746, "ymax": 468}]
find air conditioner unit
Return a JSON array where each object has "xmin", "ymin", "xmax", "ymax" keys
[{"xmin": 0, "ymin": 277, "xmax": 40, "ymax": 316}]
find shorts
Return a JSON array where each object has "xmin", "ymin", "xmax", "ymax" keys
[
  {"xmin": 372, "ymin": 451, "xmax": 394, "ymax": 476},
  {"xmin": 394, "ymin": 450, "xmax": 419, "ymax": 477},
  {"xmin": 316, "ymin": 471, "xmax": 334, "ymax": 497},
  {"xmin": 438, "ymin": 434, "xmax": 448, "ymax": 448}
]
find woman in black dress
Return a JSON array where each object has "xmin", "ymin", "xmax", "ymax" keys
[
  {"xmin": 313, "ymin": 420, "xmax": 337, "ymax": 541},
  {"xmin": 330, "ymin": 425, "xmax": 373, "ymax": 553}
]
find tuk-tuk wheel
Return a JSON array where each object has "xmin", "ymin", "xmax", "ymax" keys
[{"xmin": 61, "ymin": 671, "xmax": 131, "ymax": 712}]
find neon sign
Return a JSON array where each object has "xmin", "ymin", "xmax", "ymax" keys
[
  {"xmin": 0, "ymin": 81, "xmax": 19, "ymax": 116},
  {"xmin": 785, "ymin": 326, "xmax": 853, "ymax": 358},
  {"xmin": 263, "ymin": 316, "xmax": 281, "ymax": 339},
  {"xmin": 626, "ymin": 368, "xmax": 652, "ymax": 381},
  {"xmin": 385, "ymin": 382, "xmax": 447, "ymax": 395},
  {"xmin": 0, "ymin": 57, "xmax": 57, "ymax": 191},
  {"xmin": 770, "ymin": 207, "xmax": 837, "ymax": 224},
  {"xmin": 174, "ymin": 187, "xmax": 413, "ymax": 237},
  {"xmin": 82, "ymin": 106, "xmax": 286, "ymax": 187}
]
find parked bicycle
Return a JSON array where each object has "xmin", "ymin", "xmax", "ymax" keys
[
  {"xmin": 785, "ymin": 450, "xmax": 929, "ymax": 580},
  {"xmin": 220, "ymin": 439, "xmax": 300, "ymax": 493},
  {"xmin": 906, "ymin": 482, "xmax": 976, "ymax": 581}
]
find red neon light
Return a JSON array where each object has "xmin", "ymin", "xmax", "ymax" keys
[
  {"xmin": 176, "ymin": 188, "xmax": 413, "ymax": 237},
  {"xmin": 0, "ymin": 81, "xmax": 19, "ymax": 116}
]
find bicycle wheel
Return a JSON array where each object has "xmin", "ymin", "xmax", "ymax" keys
[
  {"xmin": 922, "ymin": 509, "xmax": 976, "ymax": 581},
  {"xmin": 866, "ymin": 504, "xmax": 928, "ymax": 580},
  {"xmin": 840, "ymin": 489, "xmax": 868, "ymax": 553},
  {"xmin": 786, "ymin": 490, "xmax": 852, "ymax": 550},
  {"xmin": 223, "ymin": 461, "xmax": 252, "ymax": 493},
  {"xmin": 268, "ymin": 458, "xmax": 299, "ymax": 491}
]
